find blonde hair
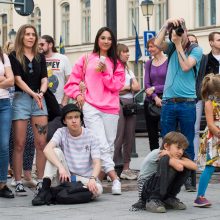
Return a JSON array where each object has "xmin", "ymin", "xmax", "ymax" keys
[
  {"xmin": 161, "ymin": 131, "xmax": 189, "ymax": 150},
  {"xmin": 14, "ymin": 24, "xmax": 39, "ymax": 71},
  {"xmin": 3, "ymin": 40, "xmax": 14, "ymax": 55},
  {"xmin": 201, "ymin": 73, "xmax": 220, "ymax": 100}
]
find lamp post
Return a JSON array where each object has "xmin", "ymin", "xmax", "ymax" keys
[
  {"xmin": 8, "ymin": 28, "xmax": 16, "ymax": 40},
  {"xmin": 140, "ymin": 0, "xmax": 154, "ymax": 31}
]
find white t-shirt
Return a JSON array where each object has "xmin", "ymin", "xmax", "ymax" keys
[
  {"xmin": 120, "ymin": 69, "xmax": 135, "ymax": 99},
  {"xmin": 46, "ymin": 53, "xmax": 72, "ymax": 104},
  {"xmin": 51, "ymin": 127, "xmax": 101, "ymax": 177},
  {"xmin": 0, "ymin": 54, "xmax": 11, "ymax": 99},
  {"xmin": 213, "ymin": 54, "xmax": 220, "ymax": 73}
]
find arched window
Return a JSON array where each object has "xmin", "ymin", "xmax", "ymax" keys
[
  {"xmin": 82, "ymin": 0, "xmax": 91, "ymax": 43},
  {"xmin": 29, "ymin": 7, "xmax": 41, "ymax": 36},
  {"xmin": 61, "ymin": 3, "xmax": 70, "ymax": 45}
]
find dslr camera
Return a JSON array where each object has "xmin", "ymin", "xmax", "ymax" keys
[{"xmin": 168, "ymin": 22, "xmax": 185, "ymax": 41}]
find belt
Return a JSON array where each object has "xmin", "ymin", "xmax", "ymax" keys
[{"xmin": 167, "ymin": 98, "xmax": 195, "ymax": 103}]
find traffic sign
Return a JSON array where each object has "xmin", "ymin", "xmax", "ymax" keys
[{"xmin": 143, "ymin": 31, "xmax": 156, "ymax": 56}]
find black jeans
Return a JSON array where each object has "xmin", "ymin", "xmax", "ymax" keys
[
  {"xmin": 144, "ymin": 100, "xmax": 160, "ymax": 151},
  {"xmin": 149, "ymin": 155, "xmax": 190, "ymax": 201}
]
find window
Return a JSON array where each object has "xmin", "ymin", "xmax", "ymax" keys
[
  {"xmin": 61, "ymin": 3, "xmax": 70, "ymax": 45},
  {"xmin": 154, "ymin": 0, "xmax": 167, "ymax": 31},
  {"xmin": 195, "ymin": 0, "xmax": 216, "ymax": 27},
  {"xmin": 128, "ymin": 0, "xmax": 139, "ymax": 37},
  {"xmin": 2, "ymin": 14, "xmax": 7, "ymax": 45},
  {"xmin": 28, "ymin": 7, "xmax": 41, "ymax": 36},
  {"xmin": 82, "ymin": 0, "xmax": 91, "ymax": 43}
]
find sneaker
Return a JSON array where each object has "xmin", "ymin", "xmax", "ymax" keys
[
  {"xmin": 23, "ymin": 178, "xmax": 38, "ymax": 188},
  {"xmin": 146, "ymin": 199, "xmax": 166, "ymax": 213},
  {"xmin": 164, "ymin": 197, "xmax": 186, "ymax": 210},
  {"xmin": 10, "ymin": 178, "xmax": 16, "ymax": 187},
  {"xmin": 0, "ymin": 185, "xmax": 14, "ymax": 198},
  {"xmin": 35, "ymin": 181, "xmax": 43, "ymax": 195},
  {"xmin": 15, "ymin": 183, "xmax": 27, "ymax": 196},
  {"xmin": 193, "ymin": 196, "xmax": 212, "ymax": 207},
  {"xmin": 120, "ymin": 170, "xmax": 137, "ymax": 180},
  {"xmin": 112, "ymin": 179, "xmax": 122, "ymax": 195},
  {"xmin": 32, "ymin": 188, "xmax": 52, "ymax": 206},
  {"xmin": 129, "ymin": 199, "xmax": 146, "ymax": 211},
  {"xmin": 185, "ymin": 176, "xmax": 197, "ymax": 192}
]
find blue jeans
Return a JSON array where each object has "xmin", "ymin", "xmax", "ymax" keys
[
  {"xmin": 0, "ymin": 99, "xmax": 12, "ymax": 183},
  {"xmin": 161, "ymin": 100, "xmax": 196, "ymax": 160}
]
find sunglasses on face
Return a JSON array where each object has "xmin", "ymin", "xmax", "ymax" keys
[{"xmin": 28, "ymin": 62, "xmax": 33, "ymax": 74}]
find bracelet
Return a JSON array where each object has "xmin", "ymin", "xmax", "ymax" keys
[{"xmin": 89, "ymin": 176, "xmax": 96, "ymax": 180}]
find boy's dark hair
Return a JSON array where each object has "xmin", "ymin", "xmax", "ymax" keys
[{"xmin": 160, "ymin": 131, "xmax": 189, "ymax": 150}]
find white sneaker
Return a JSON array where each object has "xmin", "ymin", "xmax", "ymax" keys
[
  {"xmin": 112, "ymin": 179, "xmax": 122, "ymax": 195},
  {"xmin": 23, "ymin": 178, "xmax": 38, "ymax": 188},
  {"xmin": 10, "ymin": 178, "xmax": 16, "ymax": 187}
]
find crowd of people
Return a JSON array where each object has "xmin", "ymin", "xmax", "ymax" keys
[{"xmin": 0, "ymin": 17, "xmax": 220, "ymax": 214}]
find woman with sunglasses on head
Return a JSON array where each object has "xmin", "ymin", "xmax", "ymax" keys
[
  {"xmin": 65, "ymin": 27, "xmax": 125, "ymax": 195},
  {"xmin": 0, "ymin": 45, "xmax": 14, "ymax": 198},
  {"xmin": 9, "ymin": 24, "xmax": 48, "ymax": 196}
]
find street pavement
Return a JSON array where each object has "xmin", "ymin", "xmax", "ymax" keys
[{"xmin": 1, "ymin": 136, "xmax": 220, "ymax": 220}]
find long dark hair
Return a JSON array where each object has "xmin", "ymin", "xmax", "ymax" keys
[
  {"xmin": 41, "ymin": 35, "xmax": 58, "ymax": 52},
  {"xmin": 93, "ymin": 27, "xmax": 117, "ymax": 71},
  {"xmin": 0, "ymin": 46, "xmax": 4, "ymax": 64}
]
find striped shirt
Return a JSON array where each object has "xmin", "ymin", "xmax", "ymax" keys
[{"xmin": 51, "ymin": 127, "xmax": 101, "ymax": 177}]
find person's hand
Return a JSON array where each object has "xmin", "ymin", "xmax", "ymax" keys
[
  {"xmin": 95, "ymin": 62, "xmax": 106, "ymax": 73},
  {"xmin": 76, "ymin": 94, "xmax": 85, "ymax": 109},
  {"xmin": 0, "ymin": 75, "xmax": 6, "ymax": 82},
  {"xmin": 145, "ymin": 87, "xmax": 155, "ymax": 96},
  {"xmin": 154, "ymin": 96, "xmax": 162, "ymax": 107},
  {"xmin": 61, "ymin": 100, "xmax": 68, "ymax": 107},
  {"xmin": 165, "ymin": 18, "xmax": 184, "ymax": 30},
  {"xmin": 87, "ymin": 179, "xmax": 98, "ymax": 195},
  {"xmin": 32, "ymin": 92, "xmax": 43, "ymax": 110},
  {"xmin": 79, "ymin": 81, "xmax": 86, "ymax": 94},
  {"xmin": 58, "ymin": 166, "xmax": 70, "ymax": 183}
]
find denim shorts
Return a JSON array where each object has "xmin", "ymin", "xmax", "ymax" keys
[{"xmin": 12, "ymin": 91, "xmax": 48, "ymax": 120}]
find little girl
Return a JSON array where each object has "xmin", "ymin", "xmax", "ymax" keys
[{"xmin": 194, "ymin": 74, "xmax": 220, "ymax": 207}]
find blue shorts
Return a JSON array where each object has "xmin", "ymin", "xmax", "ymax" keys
[{"xmin": 12, "ymin": 92, "xmax": 48, "ymax": 120}]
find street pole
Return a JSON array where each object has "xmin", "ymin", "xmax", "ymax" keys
[
  {"xmin": 147, "ymin": 16, "xmax": 150, "ymax": 31},
  {"xmin": 106, "ymin": 0, "xmax": 117, "ymax": 39}
]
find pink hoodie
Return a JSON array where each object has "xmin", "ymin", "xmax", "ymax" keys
[{"xmin": 64, "ymin": 53, "xmax": 125, "ymax": 114}]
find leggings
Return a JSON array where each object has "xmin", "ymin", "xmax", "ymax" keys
[{"xmin": 197, "ymin": 165, "xmax": 215, "ymax": 197}]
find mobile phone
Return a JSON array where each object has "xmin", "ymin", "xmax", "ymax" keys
[{"xmin": 99, "ymin": 56, "xmax": 106, "ymax": 64}]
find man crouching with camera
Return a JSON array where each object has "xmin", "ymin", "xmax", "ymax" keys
[{"xmin": 154, "ymin": 18, "xmax": 202, "ymax": 191}]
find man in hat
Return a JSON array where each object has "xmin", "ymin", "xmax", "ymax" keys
[{"xmin": 32, "ymin": 104, "xmax": 102, "ymax": 205}]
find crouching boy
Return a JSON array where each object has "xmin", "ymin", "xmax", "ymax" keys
[
  {"xmin": 131, "ymin": 131, "xmax": 197, "ymax": 213},
  {"xmin": 32, "ymin": 104, "xmax": 103, "ymax": 205}
]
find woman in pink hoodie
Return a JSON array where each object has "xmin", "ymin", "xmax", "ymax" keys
[{"xmin": 64, "ymin": 27, "xmax": 125, "ymax": 195}]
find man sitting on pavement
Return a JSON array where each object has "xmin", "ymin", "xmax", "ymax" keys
[{"xmin": 32, "ymin": 104, "xmax": 103, "ymax": 205}]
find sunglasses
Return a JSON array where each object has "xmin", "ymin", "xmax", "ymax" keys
[{"xmin": 28, "ymin": 62, "xmax": 33, "ymax": 74}]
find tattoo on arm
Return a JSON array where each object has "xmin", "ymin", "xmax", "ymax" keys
[
  {"xmin": 35, "ymin": 123, "xmax": 47, "ymax": 135},
  {"xmin": 178, "ymin": 51, "xmax": 186, "ymax": 62}
]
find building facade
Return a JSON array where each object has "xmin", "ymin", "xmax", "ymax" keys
[{"xmin": 0, "ymin": 0, "xmax": 219, "ymax": 87}]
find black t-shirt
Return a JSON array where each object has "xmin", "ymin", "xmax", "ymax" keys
[{"xmin": 9, "ymin": 51, "xmax": 48, "ymax": 92}]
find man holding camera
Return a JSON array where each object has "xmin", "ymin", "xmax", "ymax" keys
[{"xmin": 154, "ymin": 18, "xmax": 202, "ymax": 190}]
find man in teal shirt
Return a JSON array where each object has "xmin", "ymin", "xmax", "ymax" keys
[{"xmin": 154, "ymin": 18, "xmax": 203, "ymax": 191}]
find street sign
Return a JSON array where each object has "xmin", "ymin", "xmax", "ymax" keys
[
  {"xmin": 143, "ymin": 31, "xmax": 156, "ymax": 56},
  {"xmin": 14, "ymin": 0, "xmax": 34, "ymax": 16}
]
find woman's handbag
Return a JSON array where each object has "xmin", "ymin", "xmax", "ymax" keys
[
  {"xmin": 148, "ymin": 101, "xmax": 161, "ymax": 117},
  {"xmin": 122, "ymin": 101, "xmax": 137, "ymax": 116}
]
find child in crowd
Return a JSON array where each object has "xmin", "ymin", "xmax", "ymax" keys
[
  {"xmin": 130, "ymin": 131, "xmax": 197, "ymax": 213},
  {"xmin": 194, "ymin": 74, "xmax": 220, "ymax": 207}
]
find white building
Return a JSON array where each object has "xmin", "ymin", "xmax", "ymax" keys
[{"xmin": 0, "ymin": 0, "xmax": 219, "ymax": 86}]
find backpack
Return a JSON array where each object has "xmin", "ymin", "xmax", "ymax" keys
[{"xmin": 168, "ymin": 43, "xmax": 208, "ymax": 100}]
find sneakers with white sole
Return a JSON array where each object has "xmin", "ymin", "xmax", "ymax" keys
[
  {"xmin": 112, "ymin": 179, "xmax": 122, "ymax": 195},
  {"xmin": 15, "ymin": 183, "xmax": 27, "ymax": 196},
  {"xmin": 120, "ymin": 170, "xmax": 137, "ymax": 180}
]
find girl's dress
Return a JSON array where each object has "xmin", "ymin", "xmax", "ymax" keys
[{"xmin": 198, "ymin": 96, "xmax": 220, "ymax": 169}]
